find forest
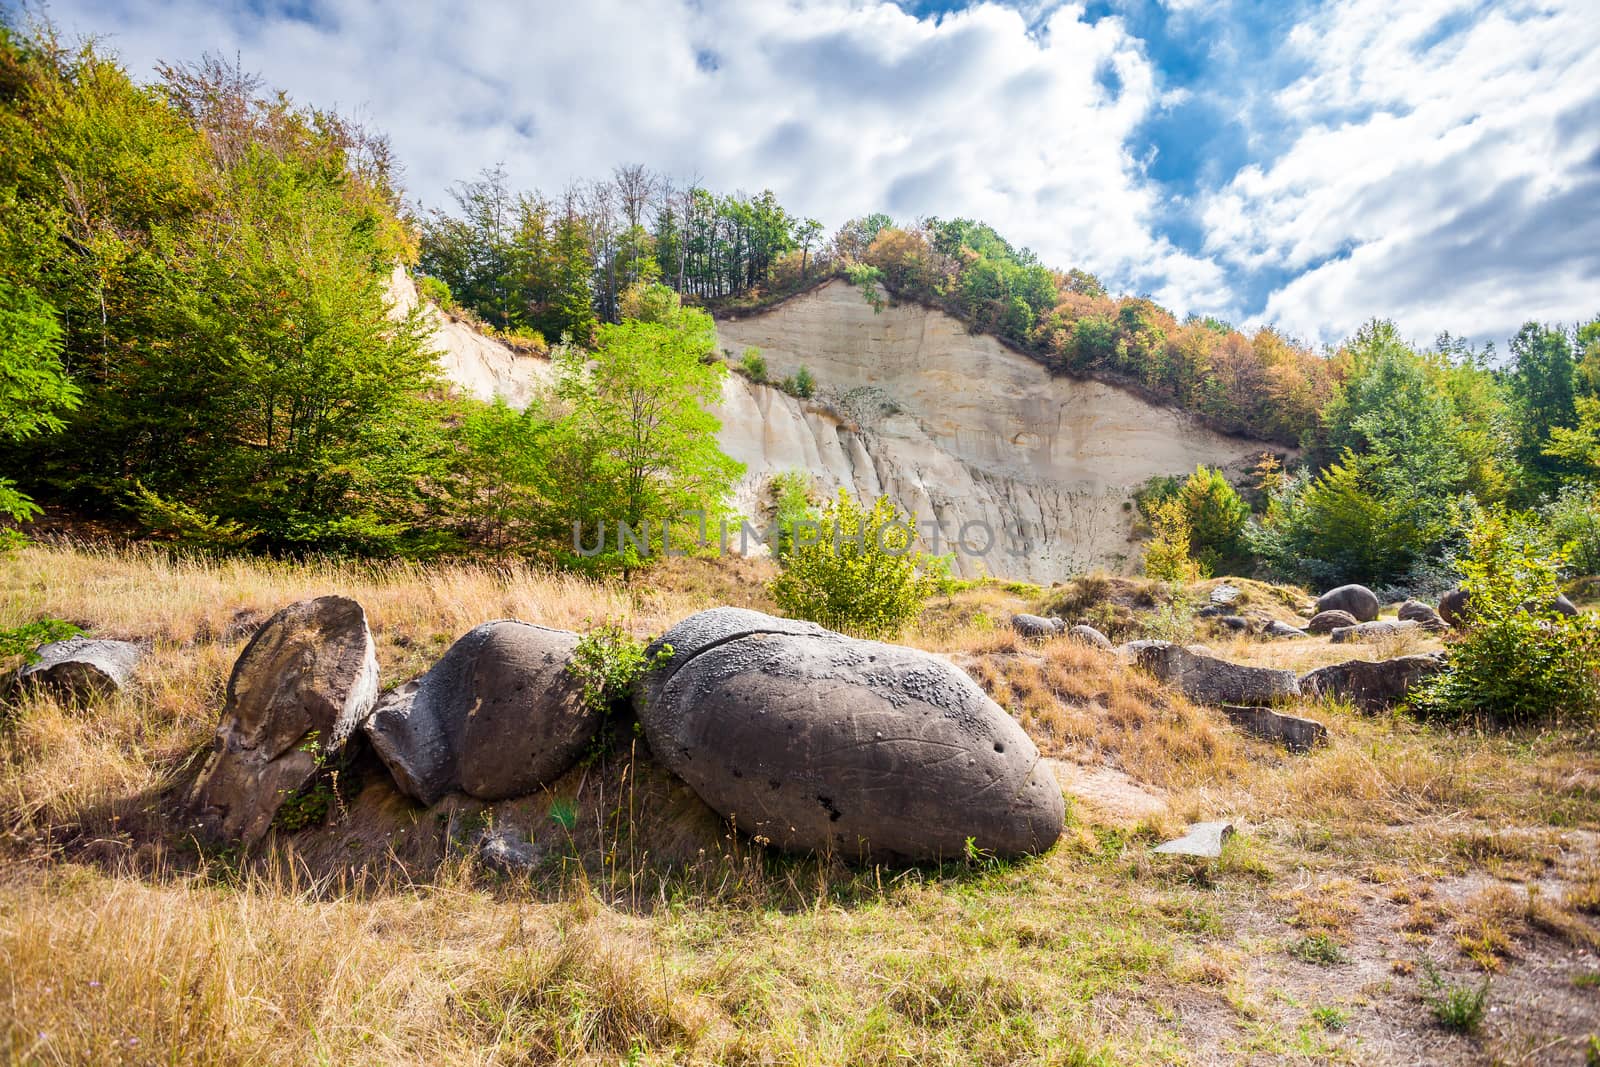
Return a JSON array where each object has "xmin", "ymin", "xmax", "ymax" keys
[{"xmin": 3, "ymin": 16, "xmax": 1599, "ymax": 601}]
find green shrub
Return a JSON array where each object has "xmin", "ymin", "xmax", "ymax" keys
[
  {"xmin": 1178, "ymin": 465, "xmax": 1250, "ymax": 573},
  {"xmin": 769, "ymin": 490, "xmax": 942, "ymax": 638},
  {"xmin": 768, "ymin": 470, "xmax": 817, "ymax": 560},
  {"xmin": 740, "ymin": 347, "xmax": 768, "ymax": 383},
  {"xmin": 1540, "ymin": 485, "xmax": 1600, "ymax": 576},
  {"xmin": 1142, "ymin": 497, "xmax": 1203, "ymax": 583},
  {"xmin": 1420, "ymin": 958, "xmax": 1488, "ymax": 1033},
  {"xmin": 417, "ymin": 274, "xmax": 454, "ymax": 309},
  {"xmin": 1413, "ymin": 509, "xmax": 1600, "ymax": 727},
  {"xmin": 0, "ymin": 617, "xmax": 84, "ymax": 674},
  {"xmin": 567, "ymin": 623, "xmax": 672, "ymax": 718},
  {"xmin": 779, "ymin": 365, "xmax": 817, "ymax": 400}
]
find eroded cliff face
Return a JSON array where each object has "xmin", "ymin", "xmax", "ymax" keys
[
  {"xmin": 714, "ymin": 280, "xmax": 1268, "ymax": 582},
  {"xmin": 401, "ymin": 268, "xmax": 1270, "ymax": 583}
]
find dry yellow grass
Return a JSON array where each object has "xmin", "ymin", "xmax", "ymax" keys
[{"xmin": 4, "ymin": 542, "xmax": 1600, "ymax": 1064}]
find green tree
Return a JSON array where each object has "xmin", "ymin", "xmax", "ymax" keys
[
  {"xmin": 769, "ymin": 490, "xmax": 941, "ymax": 638},
  {"xmin": 549, "ymin": 284, "xmax": 741, "ymax": 567},
  {"xmin": 1509, "ymin": 321, "xmax": 1579, "ymax": 495},
  {"xmin": 1177, "ymin": 465, "xmax": 1249, "ymax": 573},
  {"xmin": 0, "ymin": 278, "xmax": 79, "ymax": 520}
]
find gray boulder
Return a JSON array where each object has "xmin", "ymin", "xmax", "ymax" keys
[
  {"xmin": 16, "ymin": 637, "xmax": 142, "ymax": 700},
  {"xmin": 1221, "ymin": 705, "xmax": 1328, "ymax": 751},
  {"xmin": 1331, "ymin": 619, "xmax": 1421, "ymax": 644},
  {"xmin": 1263, "ymin": 619, "xmax": 1308, "ymax": 639},
  {"xmin": 1315, "ymin": 584, "xmax": 1380, "ymax": 623},
  {"xmin": 476, "ymin": 827, "xmax": 540, "ymax": 875},
  {"xmin": 364, "ymin": 620, "xmax": 594, "ymax": 806},
  {"xmin": 1066, "ymin": 624, "xmax": 1113, "ymax": 650},
  {"xmin": 1306, "ymin": 609, "xmax": 1359, "ymax": 635},
  {"xmin": 634, "ymin": 608, "xmax": 1064, "ymax": 863},
  {"xmin": 1011, "ymin": 613, "xmax": 1065, "ymax": 639},
  {"xmin": 1300, "ymin": 652, "xmax": 1447, "ymax": 712},
  {"xmin": 1154, "ymin": 821, "xmax": 1235, "ymax": 858},
  {"xmin": 1215, "ymin": 615, "xmax": 1252, "ymax": 632},
  {"xmin": 1438, "ymin": 587, "xmax": 1471, "ymax": 628},
  {"xmin": 189, "ymin": 596, "xmax": 380, "ymax": 844},
  {"xmin": 1398, "ymin": 600, "xmax": 1448, "ymax": 632},
  {"xmin": 1209, "ymin": 583, "xmax": 1242, "ymax": 607},
  {"xmin": 1551, "ymin": 594, "xmax": 1579, "ymax": 617},
  {"xmin": 1124, "ymin": 640, "xmax": 1300, "ymax": 706}
]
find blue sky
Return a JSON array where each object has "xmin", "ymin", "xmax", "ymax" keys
[{"xmin": 40, "ymin": 0, "xmax": 1600, "ymax": 347}]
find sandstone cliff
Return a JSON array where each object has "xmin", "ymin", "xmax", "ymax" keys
[{"xmin": 398, "ymin": 269, "xmax": 1270, "ymax": 582}]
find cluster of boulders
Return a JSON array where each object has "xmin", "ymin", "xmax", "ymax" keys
[{"xmin": 172, "ymin": 599, "xmax": 1065, "ymax": 864}]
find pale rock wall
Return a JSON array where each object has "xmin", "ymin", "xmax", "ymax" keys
[
  {"xmin": 714, "ymin": 280, "xmax": 1269, "ymax": 582},
  {"xmin": 387, "ymin": 266, "xmax": 551, "ymax": 406},
  {"xmin": 404, "ymin": 266, "xmax": 1270, "ymax": 583}
]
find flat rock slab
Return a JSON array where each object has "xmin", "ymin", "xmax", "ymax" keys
[
  {"xmin": 1331, "ymin": 619, "xmax": 1422, "ymax": 644},
  {"xmin": 1154, "ymin": 821, "xmax": 1235, "ymax": 858},
  {"xmin": 636, "ymin": 607, "xmax": 1065, "ymax": 863},
  {"xmin": 189, "ymin": 596, "xmax": 380, "ymax": 844},
  {"xmin": 1123, "ymin": 640, "xmax": 1300, "ymax": 706},
  {"xmin": 16, "ymin": 637, "xmax": 142, "ymax": 700},
  {"xmin": 1221, "ymin": 704, "xmax": 1328, "ymax": 752}
]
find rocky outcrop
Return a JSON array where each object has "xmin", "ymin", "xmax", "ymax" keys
[
  {"xmin": 1331, "ymin": 620, "xmax": 1421, "ymax": 644},
  {"xmin": 364, "ymin": 620, "xmax": 595, "ymax": 806},
  {"xmin": 15, "ymin": 637, "xmax": 142, "ymax": 700},
  {"xmin": 1123, "ymin": 640, "xmax": 1300, "ymax": 705},
  {"xmin": 1067, "ymin": 624, "xmax": 1113, "ymax": 650},
  {"xmin": 189, "ymin": 597, "xmax": 380, "ymax": 844},
  {"xmin": 1315, "ymin": 585, "xmax": 1380, "ymax": 623},
  {"xmin": 1011, "ymin": 614, "xmax": 1065, "ymax": 639},
  {"xmin": 1221, "ymin": 705, "xmax": 1328, "ymax": 751},
  {"xmin": 1300, "ymin": 653, "xmax": 1447, "ymax": 712},
  {"xmin": 634, "ymin": 607, "xmax": 1064, "ymax": 862},
  {"xmin": 1306, "ymin": 609, "xmax": 1359, "ymax": 635},
  {"xmin": 387, "ymin": 266, "xmax": 551, "ymax": 407}
]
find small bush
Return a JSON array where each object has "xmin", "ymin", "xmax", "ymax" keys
[
  {"xmin": 1413, "ymin": 509, "xmax": 1600, "ymax": 727},
  {"xmin": 1142, "ymin": 497, "xmax": 1203, "ymax": 583},
  {"xmin": 779, "ymin": 365, "xmax": 817, "ymax": 400},
  {"xmin": 769, "ymin": 490, "xmax": 942, "ymax": 638},
  {"xmin": 567, "ymin": 624, "xmax": 672, "ymax": 722},
  {"xmin": 417, "ymin": 274, "xmax": 454, "ymax": 309},
  {"xmin": 1289, "ymin": 934, "xmax": 1345, "ymax": 965},
  {"xmin": 740, "ymin": 347, "xmax": 768, "ymax": 383},
  {"xmin": 1419, "ymin": 958, "xmax": 1489, "ymax": 1033}
]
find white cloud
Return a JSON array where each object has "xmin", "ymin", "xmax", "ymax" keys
[
  {"xmin": 1201, "ymin": 0, "xmax": 1600, "ymax": 344},
  {"xmin": 50, "ymin": 0, "xmax": 1225, "ymax": 312}
]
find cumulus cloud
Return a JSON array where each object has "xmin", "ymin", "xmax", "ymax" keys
[
  {"xmin": 41, "ymin": 0, "xmax": 1600, "ymax": 344},
  {"xmin": 52, "ymin": 0, "xmax": 1225, "ymax": 311},
  {"xmin": 1201, "ymin": 0, "xmax": 1600, "ymax": 344}
]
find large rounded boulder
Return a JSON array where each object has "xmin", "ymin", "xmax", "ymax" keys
[
  {"xmin": 1306, "ymin": 609, "xmax": 1359, "ymax": 635},
  {"xmin": 364, "ymin": 620, "xmax": 594, "ymax": 806},
  {"xmin": 1314, "ymin": 584, "xmax": 1380, "ymax": 623},
  {"xmin": 189, "ymin": 596, "xmax": 380, "ymax": 844},
  {"xmin": 634, "ymin": 608, "xmax": 1064, "ymax": 863}
]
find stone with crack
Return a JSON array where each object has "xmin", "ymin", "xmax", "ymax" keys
[
  {"xmin": 633, "ymin": 607, "xmax": 1064, "ymax": 863},
  {"xmin": 188, "ymin": 596, "xmax": 379, "ymax": 844},
  {"xmin": 363, "ymin": 620, "xmax": 594, "ymax": 806}
]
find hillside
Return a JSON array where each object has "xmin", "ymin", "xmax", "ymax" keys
[{"xmin": 412, "ymin": 272, "xmax": 1272, "ymax": 580}]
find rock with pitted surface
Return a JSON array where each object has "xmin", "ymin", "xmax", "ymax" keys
[
  {"xmin": 1067, "ymin": 624, "xmax": 1113, "ymax": 650},
  {"xmin": 1123, "ymin": 640, "xmax": 1300, "ymax": 706},
  {"xmin": 15, "ymin": 637, "xmax": 142, "ymax": 700},
  {"xmin": 1315, "ymin": 584, "xmax": 1380, "ymax": 623},
  {"xmin": 189, "ymin": 596, "xmax": 380, "ymax": 844},
  {"xmin": 633, "ymin": 607, "xmax": 1064, "ymax": 863},
  {"xmin": 1300, "ymin": 653, "xmax": 1447, "ymax": 712},
  {"xmin": 1011, "ymin": 613, "xmax": 1065, "ymax": 640},
  {"xmin": 364, "ymin": 620, "xmax": 593, "ymax": 806},
  {"xmin": 1306, "ymin": 609, "xmax": 1359, "ymax": 635},
  {"xmin": 1331, "ymin": 620, "xmax": 1421, "ymax": 644}
]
